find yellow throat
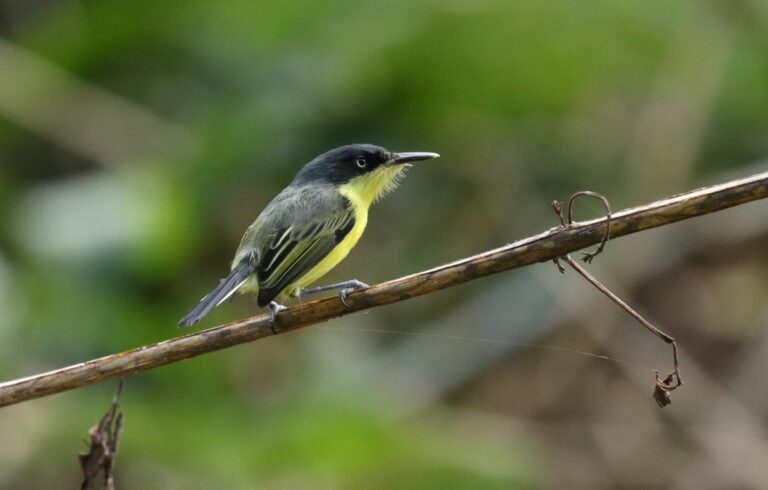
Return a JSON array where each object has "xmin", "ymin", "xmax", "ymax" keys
[{"xmin": 338, "ymin": 163, "xmax": 409, "ymax": 209}]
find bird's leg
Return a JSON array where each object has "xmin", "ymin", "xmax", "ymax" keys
[
  {"xmin": 268, "ymin": 301, "xmax": 287, "ymax": 334},
  {"xmin": 297, "ymin": 279, "xmax": 369, "ymax": 307}
]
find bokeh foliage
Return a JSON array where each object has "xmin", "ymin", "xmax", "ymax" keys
[{"xmin": 1, "ymin": 0, "xmax": 768, "ymax": 488}]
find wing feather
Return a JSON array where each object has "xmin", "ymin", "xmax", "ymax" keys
[{"xmin": 256, "ymin": 201, "xmax": 356, "ymax": 306}]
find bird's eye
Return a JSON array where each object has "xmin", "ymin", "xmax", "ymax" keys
[{"xmin": 355, "ymin": 157, "xmax": 368, "ymax": 169}]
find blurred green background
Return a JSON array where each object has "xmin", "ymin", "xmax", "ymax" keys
[{"xmin": 1, "ymin": 0, "xmax": 768, "ymax": 488}]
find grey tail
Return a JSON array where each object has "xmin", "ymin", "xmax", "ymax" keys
[{"xmin": 178, "ymin": 252, "xmax": 258, "ymax": 327}]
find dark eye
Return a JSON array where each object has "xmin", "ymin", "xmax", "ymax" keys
[{"xmin": 355, "ymin": 157, "xmax": 368, "ymax": 169}]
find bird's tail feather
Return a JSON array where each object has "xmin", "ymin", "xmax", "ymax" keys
[{"xmin": 178, "ymin": 253, "xmax": 257, "ymax": 327}]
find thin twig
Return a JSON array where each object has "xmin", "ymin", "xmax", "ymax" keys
[
  {"xmin": 567, "ymin": 191, "xmax": 612, "ymax": 262},
  {"xmin": 561, "ymin": 255, "xmax": 683, "ymax": 403},
  {"xmin": 553, "ymin": 191, "xmax": 682, "ymax": 407},
  {"xmin": 0, "ymin": 170, "xmax": 766, "ymax": 408}
]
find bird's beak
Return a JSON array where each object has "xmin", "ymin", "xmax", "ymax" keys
[{"xmin": 390, "ymin": 151, "xmax": 440, "ymax": 164}]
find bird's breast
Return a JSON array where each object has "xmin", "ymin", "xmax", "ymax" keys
[{"xmin": 285, "ymin": 194, "xmax": 368, "ymax": 295}]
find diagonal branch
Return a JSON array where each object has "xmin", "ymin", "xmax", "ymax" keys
[{"xmin": 1, "ymin": 170, "xmax": 766, "ymax": 408}]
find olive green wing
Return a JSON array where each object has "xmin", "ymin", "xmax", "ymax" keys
[{"xmin": 256, "ymin": 203, "xmax": 356, "ymax": 306}]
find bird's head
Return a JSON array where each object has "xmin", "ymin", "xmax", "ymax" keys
[{"xmin": 294, "ymin": 144, "xmax": 439, "ymax": 206}]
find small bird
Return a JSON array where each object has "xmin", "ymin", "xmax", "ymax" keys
[{"xmin": 178, "ymin": 144, "xmax": 439, "ymax": 327}]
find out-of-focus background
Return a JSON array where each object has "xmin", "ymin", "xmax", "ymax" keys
[{"xmin": 1, "ymin": 1, "xmax": 767, "ymax": 488}]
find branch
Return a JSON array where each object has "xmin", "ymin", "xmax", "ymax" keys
[
  {"xmin": 1, "ymin": 170, "xmax": 766, "ymax": 408},
  {"xmin": 79, "ymin": 381, "xmax": 123, "ymax": 490}
]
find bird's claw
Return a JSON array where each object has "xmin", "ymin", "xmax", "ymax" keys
[
  {"xmin": 339, "ymin": 280, "xmax": 369, "ymax": 307},
  {"xmin": 268, "ymin": 301, "xmax": 287, "ymax": 334}
]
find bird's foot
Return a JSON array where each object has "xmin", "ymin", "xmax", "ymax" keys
[
  {"xmin": 268, "ymin": 301, "xmax": 287, "ymax": 334},
  {"xmin": 297, "ymin": 279, "xmax": 369, "ymax": 307},
  {"xmin": 338, "ymin": 280, "xmax": 369, "ymax": 307}
]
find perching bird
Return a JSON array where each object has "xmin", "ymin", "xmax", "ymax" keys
[{"xmin": 178, "ymin": 144, "xmax": 439, "ymax": 327}]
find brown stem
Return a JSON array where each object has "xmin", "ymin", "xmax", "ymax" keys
[
  {"xmin": 561, "ymin": 255, "xmax": 682, "ymax": 386},
  {"xmin": 0, "ymin": 170, "xmax": 766, "ymax": 408}
]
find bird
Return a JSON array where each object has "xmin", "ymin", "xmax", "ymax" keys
[{"xmin": 178, "ymin": 143, "xmax": 440, "ymax": 328}]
